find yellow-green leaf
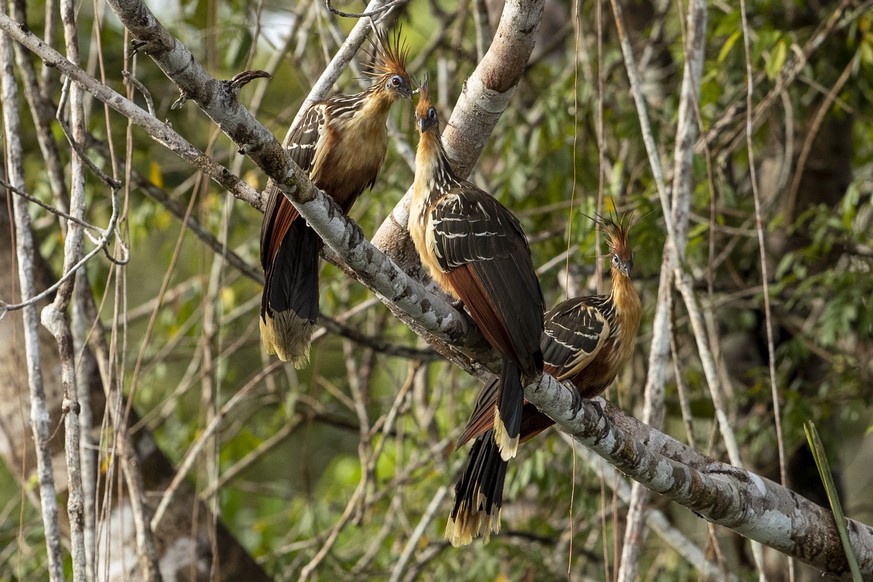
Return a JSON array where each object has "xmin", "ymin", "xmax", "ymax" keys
[
  {"xmin": 718, "ymin": 30, "xmax": 741, "ymax": 64},
  {"xmin": 150, "ymin": 161, "xmax": 164, "ymax": 188},
  {"xmin": 766, "ymin": 40, "xmax": 788, "ymax": 81}
]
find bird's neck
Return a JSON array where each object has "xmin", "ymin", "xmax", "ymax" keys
[
  {"xmin": 337, "ymin": 88, "xmax": 393, "ymax": 126},
  {"xmin": 326, "ymin": 90, "xmax": 396, "ymax": 159},
  {"xmin": 610, "ymin": 270, "xmax": 641, "ymax": 331},
  {"xmin": 363, "ymin": 86, "xmax": 398, "ymax": 114},
  {"xmin": 413, "ymin": 130, "xmax": 454, "ymax": 208}
]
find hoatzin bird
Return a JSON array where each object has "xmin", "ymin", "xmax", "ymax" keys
[
  {"xmin": 445, "ymin": 214, "xmax": 642, "ymax": 546},
  {"xmin": 409, "ymin": 79, "xmax": 545, "ymax": 463},
  {"xmin": 259, "ymin": 28, "xmax": 412, "ymax": 367}
]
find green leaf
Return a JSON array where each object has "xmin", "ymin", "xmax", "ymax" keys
[
  {"xmin": 803, "ymin": 421, "xmax": 863, "ymax": 581},
  {"xmin": 718, "ymin": 30, "xmax": 741, "ymax": 64},
  {"xmin": 766, "ymin": 40, "xmax": 788, "ymax": 81}
]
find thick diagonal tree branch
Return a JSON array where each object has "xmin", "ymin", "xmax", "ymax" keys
[
  {"xmin": 523, "ymin": 375, "xmax": 873, "ymax": 579},
  {"xmin": 3, "ymin": 1, "xmax": 872, "ymax": 578}
]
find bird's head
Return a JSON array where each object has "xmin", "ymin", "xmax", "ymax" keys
[
  {"xmin": 366, "ymin": 26, "xmax": 413, "ymax": 101},
  {"xmin": 598, "ymin": 212, "xmax": 635, "ymax": 279},
  {"xmin": 414, "ymin": 76, "xmax": 439, "ymax": 134}
]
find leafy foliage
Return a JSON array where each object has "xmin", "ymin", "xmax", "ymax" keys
[{"xmin": 2, "ymin": 0, "xmax": 872, "ymax": 579}]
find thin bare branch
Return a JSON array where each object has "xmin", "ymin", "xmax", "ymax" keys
[
  {"xmin": 618, "ymin": 1, "xmax": 707, "ymax": 579},
  {"xmin": 0, "ymin": 178, "xmax": 103, "ymax": 233},
  {"xmin": 39, "ymin": 1, "xmax": 89, "ymax": 578},
  {"xmin": 389, "ymin": 485, "xmax": 450, "ymax": 582},
  {"xmin": 322, "ymin": 0, "xmax": 406, "ymax": 19},
  {"xmin": 0, "ymin": 13, "xmax": 65, "ymax": 580}
]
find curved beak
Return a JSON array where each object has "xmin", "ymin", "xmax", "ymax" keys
[
  {"xmin": 417, "ymin": 114, "xmax": 438, "ymax": 134},
  {"xmin": 619, "ymin": 259, "xmax": 633, "ymax": 278},
  {"xmin": 401, "ymin": 81, "xmax": 413, "ymax": 100}
]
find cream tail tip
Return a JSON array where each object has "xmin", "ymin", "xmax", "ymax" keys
[
  {"xmin": 492, "ymin": 410, "xmax": 519, "ymax": 462},
  {"xmin": 445, "ymin": 509, "xmax": 501, "ymax": 547},
  {"xmin": 260, "ymin": 312, "xmax": 314, "ymax": 369}
]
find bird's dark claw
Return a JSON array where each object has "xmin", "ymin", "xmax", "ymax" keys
[
  {"xmin": 228, "ymin": 70, "xmax": 272, "ymax": 92},
  {"xmin": 567, "ymin": 386, "xmax": 584, "ymax": 416},
  {"xmin": 130, "ymin": 39, "xmax": 152, "ymax": 55},
  {"xmin": 171, "ymin": 89, "xmax": 193, "ymax": 110}
]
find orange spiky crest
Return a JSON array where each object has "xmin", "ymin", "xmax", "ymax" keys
[
  {"xmin": 365, "ymin": 25, "xmax": 411, "ymax": 85},
  {"xmin": 602, "ymin": 214, "xmax": 633, "ymax": 257},
  {"xmin": 592, "ymin": 209, "xmax": 636, "ymax": 278},
  {"xmin": 415, "ymin": 75, "xmax": 432, "ymax": 121},
  {"xmin": 413, "ymin": 74, "xmax": 442, "ymax": 136}
]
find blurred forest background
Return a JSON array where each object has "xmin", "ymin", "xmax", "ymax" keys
[{"xmin": 0, "ymin": 0, "xmax": 871, "ymax": 579}]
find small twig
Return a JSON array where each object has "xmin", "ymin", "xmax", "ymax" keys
[
  {"xmin": 298, "ymin": 480, "xmax": 367, "ymax": 581},
  {"xmin": 0, "ymin": 178, "xmax": 105, "ymax": 233},
  {"xmin": 122, "ymin": 70, "xmax": 154, "ymax": 116},
  {"xmin": 670, "ymin": 327, "xmax": 695, "ymax": 446},
  {"xmin": 318, "ymin": 316, "xmax": 440, "ymax": 360},
  {"xmin": 785, "ymin": 53, "xmax": 857, "ymax": 221},
  {"xmin": 323, "ymin": 0, "xmax": 405, "ymax": 19},
  {"xmin": 352, "ymin": 495, "xmax": 402, "ymax": 575},
  {"xmin": 200, "ymin": 420, "xmax": 298, "ymax": 498},
  {"xmin": 388, "ymin": 485, "xmax": 449, "ymax": 582}
]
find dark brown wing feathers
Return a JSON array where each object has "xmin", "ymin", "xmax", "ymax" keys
[
  {"xmin": 433, "ymin": 191, "xmax": 544, "ymax": 375},
  {"xmin": 456, "ymin": 294, "xmax": 611, "ymax": 446},
  {"xmin": 541, "ymin": 297, "xmax": 609, "ymax": 378},
  {"xmin": 259, "ymin": 103, "xmax": 324, "ymax": 270}
]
